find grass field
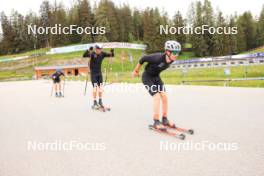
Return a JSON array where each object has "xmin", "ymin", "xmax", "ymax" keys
[
  {"xmin": 248, "ymin": 45, "xmax": 264, "ymax": 53},
  {"xmin": 0, "ymin": 48, "xmax": 49, "ymax": 60},
  {"xmin": 0, "ymin": 46, "xmax": 264, "ymax": 87},
  {"xmin": 96, "ymin": 65, "xmax": 264, "ymax": 87},
  {"xmin": 57, "ymin": 64, "xmax": 264, "ymax": 88}
]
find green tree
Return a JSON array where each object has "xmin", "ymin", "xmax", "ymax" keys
[
  {"xmin": 256, "ymin": 5, "xmax": 264, "ymax": 46},
  {"xmin": 11, "ymin": 11, "xmax": 28, "ymax": 53},
  {"xmin": 94, "ymin": 0, "xmax": 110, "ymax": 42},
  {"xmin": 118, "ymin": 4, "xmax": 133, "ymax": 42},
  {"xmin": 68, "ymin": 4, "xmax": 82, "ymax": 43},
  {"xmin": 237, "ymin": 12, "xmax": 257, "ymax": 50},
  {"xmin": 172, "ymin": 10, "xmax": 186, "ymax": 44},
  {"xmin": 212, "ymin": 11, "xmax": 230, "ymax": 56},
  {"xmin": 132, "ymin": 9, "xmax": 143, "ymax": 41},
  {"xmin": 154, "ymin": 9, "xmax": 171, "ymax": 51},
  {"xmin": 0, "ymin": 12, "xmax": 14, "ymax": 54},
  {"xmin": 24, "ymin": 12, "xmax": 39, "ymax": 51},
  {"xmin": 236, "ymin": 18, "xmax": 247, "ymax": 52},
  {"xmin": 202, "ymin": 0, "xmax": 214, "ymax": 55},
  {"xmin": 39, "ymin": 0, "xmax": 52, "ymax": 47},
  {"xmin": 94, "ymin": 0, "xmax": 120, "ymax": 42},
  {"xmin": 51, "ymin": 1, "xmax": 69, "ymax": 46},
  {"xmin": 227, "ymin": 16, "xmax": 238, "ymax": 54},
  {"xmin": 143, "ymin": 8, "xmax": 156, "ymax": 52},
  {"xmin": 79, "ymin": 0, "xmax": 94, "ymax": 43},
  {"xmin": 190, "ymin": 1, "xmax": 208, "ymax": 56}
]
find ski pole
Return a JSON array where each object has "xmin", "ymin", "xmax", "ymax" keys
[
  {"xmin": 84, "ymin": 47, "xmax": 93, "ymax": 96},
  {"xmin": 104, "ymin": 53, "xmax": 113, "ymax": 86},
  {"xmin": 84, "ymin": 73, "xmax": 89, "ymax": 96},
  {"xmin": 63, "ymin": 76, "xmax": 66, "ymax": 97},
  {"xmin": 104, "ymin": 67, "xmax": 108, "ymax": 86},
  {"xmin": 50, "ymin": 81, "xmax": 54, "ymax": 97}
]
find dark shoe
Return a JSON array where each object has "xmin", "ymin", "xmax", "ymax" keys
[
  {"xmin": 162, "ymin": 117, "xmax": 176, "ymax": 128},
  {"xmin": 98, "ymin": 99, "xmax": 103, "ymax": 107},
  {"xmin": 153, "ymin": 120, "xmax": 166, "ymax": 131},
  {"xmin": 93, "ymin": 100, "xmax": 98, "ymax": 106}
]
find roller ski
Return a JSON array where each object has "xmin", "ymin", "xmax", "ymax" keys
[
  {"xmin": 92, "ymin": 105, "xmax": 111, "ymax": 112},
  {"xmin": 59, "ymin": 92, "xmax": 64, "ymax": 98},
  {"xmin": 149, "ymin": 120, "xmax": 185, "ymax": 140},
  {"xmin": 98, "ymin": 99, "xmax": 111, "ymax": 112},
  {"xmin": 162, "ymin": 117, "xmax": 194, "ymax": 135},
  {"xmin": 55, "ymin": 92, "xmax": 64, "ymax": 98},
  {"xmin": 91, "ymin": 100, "xmax": 110, "ymax": 112}
]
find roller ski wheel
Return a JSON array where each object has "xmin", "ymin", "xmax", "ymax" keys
[
  {"xmin": 187, "ymin": 129, "xmax": 194, "ymax": 135},
  {"xmin": 92, "ymin": 105, "xmax": 99, "ymax": 110},
  {"xmin": 59, "ymin": 93, "xmax": 64, "ymax": 98},
  {"xmin": 149, "ymin": 125, "xmax": 185, "ymax": 140},
  {"xmin": 172, "ymin": 127, "xmax": 194, "ymax": 135},
  {"xmin": 179, "ymin": 134, "xmax": 186, "ymax": 140},
  {"xmin": 92, "ymin": 105, "xmax": 110, "ymax": 112},
  {"xmin": 100, "ymin": 106, "xmax": 111, "ymax": 112},
  {"xmin": 162, "ymin": 119, "xmax": 194, "ymax": 135}
]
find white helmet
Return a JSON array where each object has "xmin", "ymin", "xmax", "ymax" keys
[
  {"xmin": 165, "ymin": 40, "xmax": 181, "ymax": 52},
  {"xmin": 95, "ymin": 43, "xmax": 103, "ymax": 49}
]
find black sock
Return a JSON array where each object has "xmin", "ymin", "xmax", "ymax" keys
[
  {"xmin": 162, "ymin": 117, "xmax": 169, "ymax": 123},
  {"xmin": 154, "ymin": 119, "xmax": 160, "ymax": 123}
]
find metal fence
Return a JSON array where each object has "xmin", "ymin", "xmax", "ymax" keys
[
  {"xmin": 171, "ymin": 58, "xmax": 264, "ymax": 70},
  {"xmin": 182, "ymin": 77, "xmax": 264, "ymax": 86}
]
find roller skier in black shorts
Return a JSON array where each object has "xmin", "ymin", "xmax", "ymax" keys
[
  {"xmin": 51, "ymin": 68, "xmax": 65, "ymax": 97},
  {"xmin": 133, "ymin": 41, "xmax": 181, "ymax": 130},
  {"xmin": 83, "ymin": 44, "xmax": 114, "ymax": 108}
]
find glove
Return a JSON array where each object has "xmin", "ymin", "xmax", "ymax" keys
[
  {"xmin": 89, "ymin": 46, "xmax": 93, "ymax": 51},
  {"xmin": 110, "ymin": 48, "xmax": 114, "ymax": 53}
]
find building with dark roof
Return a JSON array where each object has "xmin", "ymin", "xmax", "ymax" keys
[{"xmin": 34, "ymin": 64, "xmax": 88, "ymax": 79}]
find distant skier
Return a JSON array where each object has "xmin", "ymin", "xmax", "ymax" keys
[
  {"xmin": 83, "ymin": 44, "xmax": 114, "ymax": 109},
  {"xmin": 133, "ymin": 41, "xmax": 181, "ymax": 130},
  {"xmin": 51, "ymin": 68, "xmax": 65, "ymax": 97}
]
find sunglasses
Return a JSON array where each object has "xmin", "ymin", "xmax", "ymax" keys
[{"xmin": 171, "ymin": 51, "xmax": 180, "ymax": 56}]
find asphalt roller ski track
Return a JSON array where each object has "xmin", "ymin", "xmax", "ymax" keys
[{"xmin": 0, "ymin": 80, "xmax": 264, "ymax": 176}]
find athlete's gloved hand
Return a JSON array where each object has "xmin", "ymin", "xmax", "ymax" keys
[
  {"xmin": 89, "ymin": 46, "xmax": 93, "ymax": 51},
  {"xmin": 110, "ymin": 48, "xmax": 114, "ymax": 57}
]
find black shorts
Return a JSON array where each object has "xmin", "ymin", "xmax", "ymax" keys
[
  {"xmin": 53, "ymin": 79, "xmax": 60, "ymax": 84},
  {"xmin": 142, "ymin": 72, "xmax": 165, "ymax": 96},
  {"xmin": 91, "ymin": 73, "xmax": 103, "ymax": 87}
]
